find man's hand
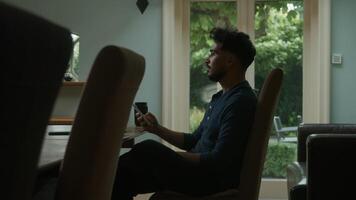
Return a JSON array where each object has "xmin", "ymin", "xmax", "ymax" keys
[
  {"xmin": 136, "ymin": 112, "xmax": 187, "ymax": 149},
  {"xmin": 136, "ymin": 112, "xmax": 161, "ymax": 134}
]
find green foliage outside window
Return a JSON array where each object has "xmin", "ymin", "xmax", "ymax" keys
[
  {"xmin": 190, "ymin": 2, "xmax": 237, "ymax": 114},
  {"xmin": 255, "ymin": 2, "xmax": 303, "ymax": 126},
  {"xmin": 263, "ymin": 143, "xmax": 297, "ymax": 178},
  {"xmin": 190, "ymin": 107, "xmax": 205, "ymax": 132}
]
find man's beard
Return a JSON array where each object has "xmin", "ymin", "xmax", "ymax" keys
[{"xmin": 208, "ymin": 70, "xmax": 225, "ymax": 82}]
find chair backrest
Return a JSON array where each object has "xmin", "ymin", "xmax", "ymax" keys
[
  {"xmin": 273, "ymin": 116, "xmax": 283, "ymax": 140},
  {"xmin": 273, "ymin": 116, "xmax": 283, "ymax": 131},
  {"xmin": 297, "ymin": 123, "xmax": 356, "ymax": 162},
  {"xmin": 307, "ymin": 134, "xmax": 356, "ymax": 200},
  {"xmin": 0, "ymin": 3, "xmax": 72, "ymax": 200},
  {"xmin": 55, "ymin": 46, "xmax": 145, "ymax": 200},
  {"xmin": 238, "ymin": 68, "xmax": 283, "ymax": 200}
]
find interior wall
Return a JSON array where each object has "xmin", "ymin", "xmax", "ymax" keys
[
  {"xmin": 3, "ymin": 0, "xmax": 163, "ymax": 127},
  {"xmin": 331, "ymin": 0, "xmax": 356, "ymax": 122}
]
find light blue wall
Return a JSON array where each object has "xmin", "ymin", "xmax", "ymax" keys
[
  {"xmin": 331, "ymin": 0, "xmax": 356, "ymax": 122},
  {"xmin": 3, "ymin": 0, "xmax": 163, "ymax": 129}
]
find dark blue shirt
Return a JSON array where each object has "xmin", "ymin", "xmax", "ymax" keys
[{"xmin": 183, "ymin": 80, "xmax": 257, "ymax": 188}]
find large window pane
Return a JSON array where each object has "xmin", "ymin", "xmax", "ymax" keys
[
  {"xmin": 190, "ymin": 1, "xmax": 237, "ymax": 131},
  {"xmin": 255, "ymin": 0, "xmax": 304, "ymax": 178}
]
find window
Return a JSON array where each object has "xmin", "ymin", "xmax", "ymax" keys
[
  {"xmin": 65, "ymin": 33, "xmax": 80, "ymax": 81},
  {"xmin": 189, "ymin": 1, "xmax": 237, "ymax": 131},
  {"xmin": 254, "ymin": 1, "xmax": 303, "ymax": 179},
  {"xmin": 162, "ymin": 0, "xmax": 330, "ymax": 198}
]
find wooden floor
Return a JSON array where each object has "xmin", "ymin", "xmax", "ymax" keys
[{"xmin": 133, "ymin": 194, "xmax": 287, "ymax": 200}]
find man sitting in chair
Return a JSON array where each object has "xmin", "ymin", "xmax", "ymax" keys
[{"xmin": 111, "ymin": 27, "xmax": 257, "ymax": 200}]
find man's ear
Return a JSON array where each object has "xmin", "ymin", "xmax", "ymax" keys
[{"xmin": 227, "ymin": 54, "xmax": 236, "ymax": 66}]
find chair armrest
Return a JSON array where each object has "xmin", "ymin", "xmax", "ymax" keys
[
  {"xmin": 37, "ymin": 159, "xmax": 61, "ymax": 177},
  {"xmin": 297, "ymin": 123, "xmax": 356, "ymax": 162},
  {"xmin": 287, "ymin": 161, "xmax": 305, "ymax": 192},
  {"xmin": 34, "ymin": 160, "xmax": 61, "ymax": 195},
  {"xmin": 289, "ymin": 184, "xmax": 306, "ymax": 200}
]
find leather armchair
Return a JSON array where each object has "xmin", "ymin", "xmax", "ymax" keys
[{"xmin": 287, "ymin": 124, "xmax": 356, "ymax": 200}]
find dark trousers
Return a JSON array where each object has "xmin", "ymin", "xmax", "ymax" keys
[{"xmin": 111, "ymin": 140, "xmax": 223, "ymax": 200}]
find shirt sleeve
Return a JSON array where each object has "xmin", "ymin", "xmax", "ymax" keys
[
  {"xmin": 199, "ymin": 95, "xmax": 256, "ymax": 170},
  {"xmin": 182, "ymin": 118, "xmax": 204, "ymax": 151}
]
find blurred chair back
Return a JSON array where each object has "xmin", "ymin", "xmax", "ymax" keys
[
  {"xmin": 273, "ymin": 115, "xmax": 298, "ymax": 142},
  {"xmin": 297, "ymin": 123, "xmax": 356, "ymax": 162},
  {"xmin": 55, "ymin": 46, "xmax": 145, "ymax": 200},
  {"xmin": 0, "ymin": 3, "xmax": 72, "ymax": 200},
  {"xmin": 238, "ymin": 68, "xmax": 283, "ymax": 200},
  {"xmin": 150, "ymin": 68, "xmax": 283, "ymax": 200},
  {"xmin": 274, "ymin": 116, "xmax": 283, "ymax": 130},
  {"xmin": 307, "ymin": 134, "xmax": 356, "ymax": 200},
  {"xmin": 287, "ymin": 124, "xmax": 356, "ymax": 200}
]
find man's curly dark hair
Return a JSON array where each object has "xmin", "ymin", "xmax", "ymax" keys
[{"xmin": 210, "ymin": 27, "xmax": 256, "ymax": 71}]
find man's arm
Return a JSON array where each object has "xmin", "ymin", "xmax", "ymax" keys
[
  {"xmin": 153, "ymin": 127, "xmax": 201, "ymax": 164},
  {"xmin": 153, "ymin": 125, "xmax": 186, "ymax": 149},
  {"xmin": 137, "ymin": 112, "xmax": 203, "ymax": 161},
  {"xmin": 137, "ymin": 113, "xmax": 186, "ymax": 149}
]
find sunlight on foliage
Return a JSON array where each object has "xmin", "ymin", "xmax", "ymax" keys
[{"xmin": 189, "ymin": 107, "xmax": 205, "ymax": 132}]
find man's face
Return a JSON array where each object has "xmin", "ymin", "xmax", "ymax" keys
[{"xmin": 205, "ymin": 43, "xmax": 230, "ymax": 82}]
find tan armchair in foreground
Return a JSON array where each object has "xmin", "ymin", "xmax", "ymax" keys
[
  {"xmin": 55, "ymin": 46, "xmax": 145, "ymax": 200},
  {"xmin": 34, "ymin": 46, "xmax": 145, "ymax": 200},
  {"xmin": 150, "ymin": 68, "xmax": 283, "ymax": 200}
]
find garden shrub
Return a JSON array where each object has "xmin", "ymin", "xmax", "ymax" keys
[{"xmin": 262, "ymin": 143, "xmax": 296, "ymax": 178}]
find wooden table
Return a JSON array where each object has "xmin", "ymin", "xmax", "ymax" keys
[
  {"xmin": 39, "ymin": 128, "xmax": 143, "ymax": 167},
  {"xmin": 48, "ymin": 117, "xmax": 74, "ymax": 125}
]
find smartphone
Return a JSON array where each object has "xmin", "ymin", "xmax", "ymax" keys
[{"xmin": 132, "ymin": 104, "xmax": 152, "ymax": 126}]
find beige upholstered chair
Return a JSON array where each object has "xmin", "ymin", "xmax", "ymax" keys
[
  {"xmin": 0, "ymin": 3, "xmax": 72, "ymax": 200},
  {"xmin": 150, "ymin": 68, "xmax": 283, "ymax": 200},
  {"xmin": 55, "ymin": 46, "xmax": 145, "ymax": 200}
]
